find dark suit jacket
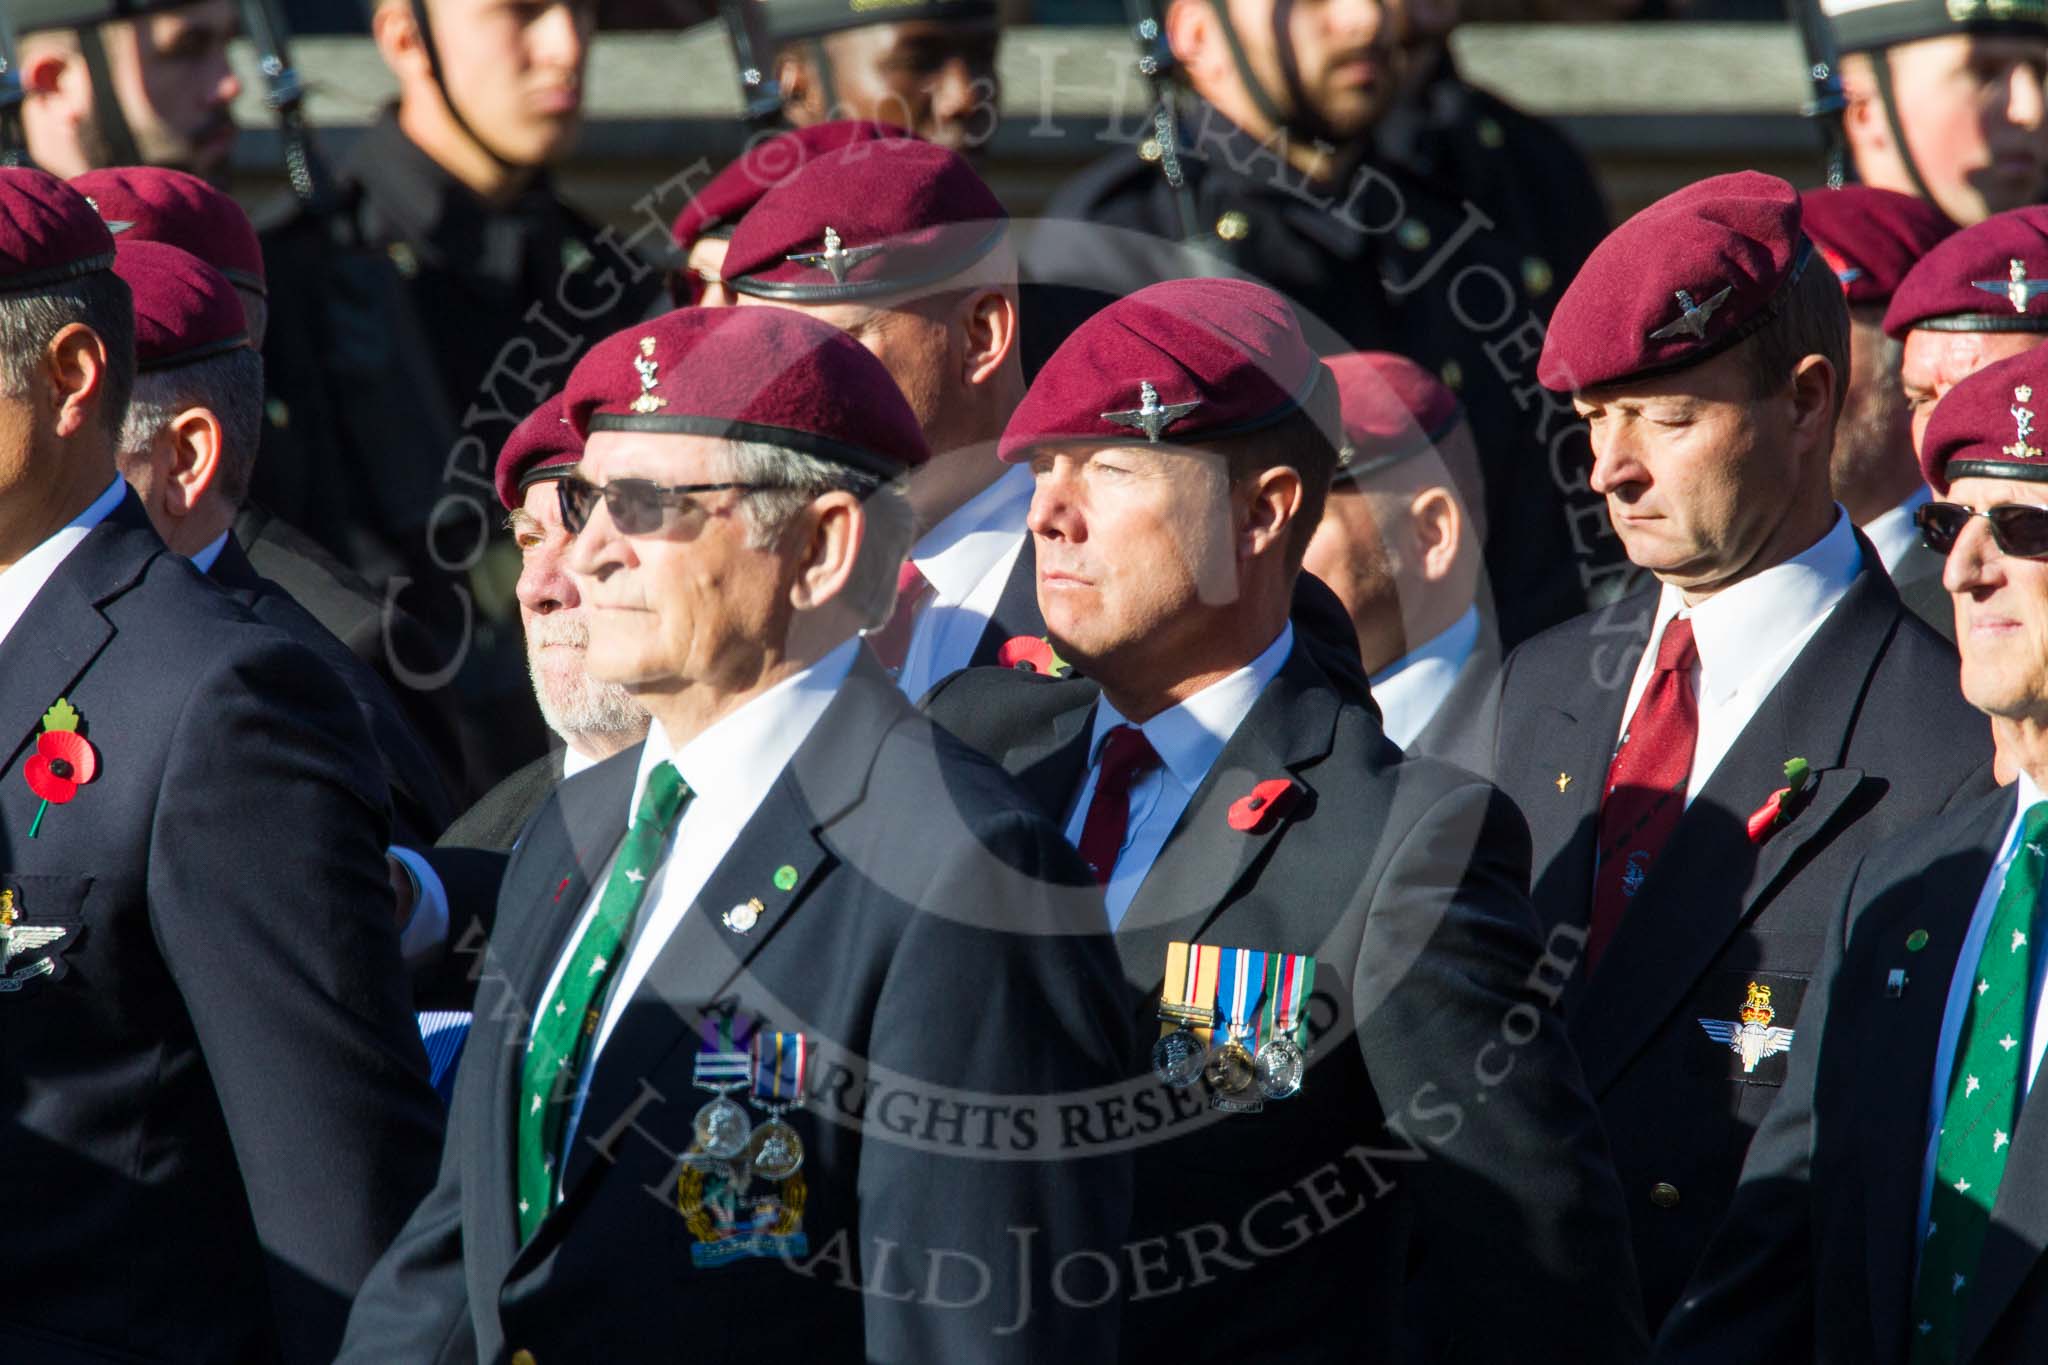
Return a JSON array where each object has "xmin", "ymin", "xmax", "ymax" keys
[
  {"xmin": 212, "ymin": 532, "xmax": 453, "ymax": 844},
  {"xmin": 1491, "ymin": 550, "xmax": 1990, "ymax": 1326},
  {"xmin": 924, "ymin": 639, "xmax": 1647, "ymax": 1365},
  {"xmin": 340, "ymin": 653, "xmax": 1135, "ymax": 1363},
  {"xmin": 1405, "ymin": 621, "xmax": 1503, "ymax": 776},
  {"xmin": 1894, "ymin": 545, "xmax": 1956, "ymax": 643},
  {"xmin": 0, "ymin": 493, "xmax": 444, "ymax": 1364},
  {"xmin": 1653, "ymin": 774, "xmax": 2048, "ymax": 1365},
  {"xmin": 437, "ymin": 747, "xmax": 564, "ymax": 853}
]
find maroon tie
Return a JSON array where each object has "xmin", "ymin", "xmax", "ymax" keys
[
  {"xmin": 1589, "ymin": 617, "xmax": 1700, "ymax": 969},
  {"xmin": 868, "ymin": 562, "xmax": 931, "ymax": 672},
  {"xmin": 1077, "ymin": 725, "xmax": 1162, "ymax": 887}
]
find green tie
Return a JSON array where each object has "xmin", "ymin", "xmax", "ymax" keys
[
  {"xmin": 1909, "ymin": 801, "xmax": 2048, "ymax": 1362},
  {"xmin": 516, "ymin": 760, "xmax": 691, "ymax": 1243}
]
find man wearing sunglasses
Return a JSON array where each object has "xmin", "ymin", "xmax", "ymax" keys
[
  {"xmin": 1490, "ymin": 171, "xmax": 1991, "ymax": 1330},
  {"xmin": 1887, "ymin": 205, "xmax": 2048, "ymax": 637},
  {"xmin": 1653, "ymin": 343, "xmax": 2048, "ymax": 1364},
  {"xmin": 340, "ymin": 305, "xmax": 1132, "ymax": 1363}
]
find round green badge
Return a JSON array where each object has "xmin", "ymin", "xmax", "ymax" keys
[
  {"xmin": 1906, "ymin": 929, "xmax": 1930, "ymax": 952},
  {"xmin": 773, "ymin": 865, "xmax": 798, "ymax": 892}
]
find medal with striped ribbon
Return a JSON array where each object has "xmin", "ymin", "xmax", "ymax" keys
[
  {"xmin": 746, "ymin": 1031, "xmax": 808, "ymax": 1181},
  {"xmin": 1207, "ymin": 947, "xmax": 1268, "ymax": 1112},
  {"xmin": 1155, "ymin": 942, "xmax": 1221, "ymax": 1086},
  {"xmin": 1255, "ymin": 952, "xmax": 1315, "ymax": 1099},
  {"xmin": 691, "ymin": 1017, "xmax": 753, "ymax": 1160}
]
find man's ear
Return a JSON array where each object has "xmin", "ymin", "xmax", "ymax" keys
[
  {"xmin": 1408, "ymin": 485, "xmax": 1461, "ymax": 584},
  {"xmin": 776, "ymin": 46, "xmax": 827, "ymax": 125},
  {"xmin": 43, "ymin": 324, "xmax": 111, "ymax": 440},
  {"xmin": 371, "ymin": 0, "xmax": 428, "ymax": 85},
  {"xmin": 1164, "ymin": 0, "xmax": 1222, "ymax": 88},
  {"xmin": 1838, "ymin": 52, "xmax": 1891, "ymax": 158},
  {"xmin": 1789, "ymin": 352, "xmax": 1839, "ymax": 455},
  {"xmin": 957, "ymin": 288, "xmax": 1018, "ymax": 389},
  {"xmin": 789, "ymin": 490, "xmax": 864, "ymax": 613},
  {"xmin": 1241, "ymin": 464, "xmax": 1306, "ymax": 564},
  {"xmin": 161, "ymin": 406, "xmax": 225, "ymax": 517}
]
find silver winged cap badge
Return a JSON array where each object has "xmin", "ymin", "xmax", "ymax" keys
[
  {"xmin": 1972, "ymin": 258, "xmax": 2048, "ymax": 315},
  {"xmin": 1647, "ymin": 285, "xmax": 1735, "ymax": 342},
  {"xmin": 786, "ymin": 226, "xmax": 886, "ymax": 285},
  {"xmin": 1100, "ymin": 381, "xmax": 1202, "ymax": 443}
]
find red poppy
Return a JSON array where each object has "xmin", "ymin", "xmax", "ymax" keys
[
  {"xmin": 1745, "ymin": 757, "xmax": 1814, "ymax": 845},
  {"xmin": 1228, "ymin": 778, "xmax": 1300, "ymax": 833},
  {"xmin": 1745, "ymin": 789, "xmax": 1788, "ymax": 843},
  {"xmin": 25, "ymin": 730, "xmax": 96, "ymax": 805},
  {"xmin": 997, "ymin": 635, "xmax": 1070, "ymax": 677}
]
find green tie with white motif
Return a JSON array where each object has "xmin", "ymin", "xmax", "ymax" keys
[
  {"xmin": 1909, "ymin": 800, "xmax": 2048, "ymax": 1362},
  {"xmin": 516, "ymin": 760, "xmax": 691, "ymax": 1244}
]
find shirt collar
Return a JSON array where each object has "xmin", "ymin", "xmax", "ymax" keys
[
  {"xmin": 563, "ymin": 744, "xmax": 601, "ymax": 779},
  {"xmin": 1369, "ymin": 605, "xmax": 1480, "ymax": 748},
  {"xmin": 188, "ymin": 530, "xmax": 230, "ymax": 575},
  {"xmin": 2002, "ymin": 771, "xmax": 2048, "ymax": 865},
  {"xmin": 627, "ymin": 638, "xmax": 860, "ymax": 822},
  {"xmin": 1089, "ymin": 623, "xmax": 1295, "ymax": 791},
  {"xmin": 1650, "ymin": 507, "xmax": 1863, "ymax": 707},
  {"xmin": 1863, "ymin": 484, "xmax": 1933, "ymax": 578},
  {"xmin": 910, "ymin": 465, "xmax": 1032, "ymax": 603}
]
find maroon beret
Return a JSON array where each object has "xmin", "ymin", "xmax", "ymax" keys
[
  {"xmin": 0, "ymin": 168, "xmax": 116, "ymax": 295},
  {"xmin": 1883, "ymin": 206, "xmax": 2048, "ymax": 338},
  {"xmin": 111, "ymin": 239, "xmax": 249, "ymax": 373},
  {"xmin": 563, "ymin": 307, "xmax": 930, "ymax": 477},
  {"xmin": 724, "ymin": 139, "xmax": 1007, "ymax": 303},
  {"xmin": 1000, "ymin": 278, "xmax": 1326, "ymax": 462},
  {"xmin": 495, "ymin": 395, "xmax": 580, "ymax": 511},
  {"xmin": 1324, "ymin": 351, "xmax": 1465, "ymax": 483},
  {"xmin": 71, "ymin": 167, "xmax": 266, "ymax": 297},
  {"xmin": 1919, "ymin": 346, "xmax": 2048, "ymax": 493},
  {"xmin": 1799, "ymin": 186, "xmax": 1955, "ymax": 309},
  {"xmin": 1539, "ymin": 171, "xmax": 1810, "ymax": 393}
]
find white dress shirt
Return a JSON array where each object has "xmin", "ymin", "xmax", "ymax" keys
[
  {"xmin": 1369, "ymin": 605, "xmax": 1480, "ymax": 750},
  {"xmin": 1063, "ymin": 625, "xmax": 1294, "ymax": 930},
  {"xmin": 562, "ymin": 744, "xmax": 600, "ymax": 779},
  {"xmin": 894, "ymin": 466, "xmax": 1032, "ymax": 700},
  {"xmin": 1617, "ymin": 509, "xmax": 1862, "ymax": 804},
  {"xmin": 535, "ymin": 637, "xmax": 858, "ymax": 1158},
  {"xmin": 1865, "ymin": 484, "xmax": 1933, "ymax": 579},
  {"xmin": 1916, "ymin": 773, "xmax": 2048, "ymax": 1255},
  {"xmin": 188, "ymin": 530, "xmax": 230, "ymax": 576},
  {"xmin": 0, "ymin": 475, "xmax": 126, "ymax": 656}
]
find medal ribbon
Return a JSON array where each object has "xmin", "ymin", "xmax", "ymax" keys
[
  {"xmin": 1258, "ymin": 952, "xmax": 1316, "ymax": 1049},
  {"xmin": 1215, "ymin": 947, "xmax": 1268, "ymax": 1047},
  {"xmin": 751, "ymin": 1031, "xmax": 808, "ymax": 1106},
  {"xmin": 1159, "ymin": 941, "xmax": 1221, "ymax": 1045},
  {"xmin": 693, "ymin": 1016, "xmax": 749, "ymax": 1089}
]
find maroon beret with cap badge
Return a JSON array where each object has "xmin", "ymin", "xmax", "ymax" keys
[
  {"xmin": 71, "ymin": 167, "xmax": 266, "ymax": 298},
  {"xmin": 1919, "ymin": 346, "xmax": 2048, "ymax": 493},
  {"xmin": 562, "ymin": 307, "xmax": 930, "ymax": 477},
  {"xmin": 1324, "ymin": 351, "xmax": 1464, "ymax": 484},
  {"xmin": 723, "ymin": 139, "xmax": 1008, "ymax": 303},
  {"xmin": 1799, "ymin": 186, "xmax": 1955, "ymax": 309},
  {"xmin": 494, "ymin": 394, "xmax": 580, "ymax": 512},
  {"xmin": 1883, "ymin": 206, "xmax": 2048, "ymax": 338},
  {"xmin": 0, "ymin": 168, "xmax": 117, "ymax": 295},
  {"xmin": 1000, "ymin": 278, "xmax": 1329, "ymax": 462},
  {"xmin": 1538, "ymin": 171, "xmax": 1811, "ymax": 393},
  {"xmin": 110, "ymin": 240, "xmax": 247, "ymax": 373}
]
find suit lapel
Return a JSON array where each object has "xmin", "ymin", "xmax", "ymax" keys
[
  {"xmin": 1112, "ymin": 646, "xmax": 1341, "ymax": 995},
  {"xmin": 1855, "ymin": 791, "xmax": 2009, "ymax": 1362},
  {"xmin": 1570, "ymin": 567, "xmax": 1898, "ymax": 1091},
  {"xmin": 1003, "ymin": 697, "xmax": 1094, "ymax": 824}
]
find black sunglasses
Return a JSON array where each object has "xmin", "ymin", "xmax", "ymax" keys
[
  {"xmin": 1918, "ymin": 500, "xmax": 2048, "ymax": 558},
  {"xmin": 557, "ymin": 474, "xmax": 778, "ymax": 536}
]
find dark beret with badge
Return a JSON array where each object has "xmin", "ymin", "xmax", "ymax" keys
[
  {"xmin": 722, "ymin": 138, "xmax": 1007, "ymax": 304},
  {"xmin": 494, "ymin": 394, "xmax": 579, "ymax": 512},
  {"xmin": 1799, "ymin": 185, "xmax": 1956, "ymax": 310},
  {"xmin": 1919, "ymin": 344, "xmax": 2048, "ymax": 493},
  {"xmin": 757, "ymin": 0, "xmax": 996, "ymax": 42},
  {"xmin": 999, "ymin": 277, "xmax": 1333, "ymax": 462},
  {"xmin": 0, "ymin": 167, "xmax": 117, "ymax": 294},
  {"xmin": 1539, "ymin": 170, "xmax": 1813, "ymax": 394},
  {"xmin": 1325, "ymin": 351, "xmax": 1465, "ymax": 486},
  {"xmin": 562, "ymin": 306, "xmax": 931, "ymax": 476},
  {"xmin": 1884, "ymin": 206, "xmax": 2048, "ymax": 337},
  {"xmin": 110, "ymin": 239, "xmax": 248, "ymax": 372},
  {"xmin": 1820, "ymin": 0, "xmax": 2048, "ymax": 54},
  {"xmin": 71, "ymin": 166, "xmax": 266, "ymax": 298}
]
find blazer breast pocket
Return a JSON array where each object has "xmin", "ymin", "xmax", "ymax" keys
[
  {"xmin": 1685, "ymin": 967, "xmax": 1811, "ymax": 1090},
  {"xmin": 0, "ymin": 873, "xmax": 94, "ymax": 994}
]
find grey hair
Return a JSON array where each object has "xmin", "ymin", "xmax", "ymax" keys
[
  {"xmin": 0, "ymin": 272, "xmax": 136, "ymax": 436},
  {"xmin": 723, "ymin": 438, "xmax": 916, "ymax": 631},
  {"xmin": 117, "ymin": 349, "xmax": 266, "ymax": 507}
]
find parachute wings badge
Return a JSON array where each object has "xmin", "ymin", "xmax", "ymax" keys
[{"xmin": 1699, "ymin": 981, "xmax": 1795, "ymax": 1074}]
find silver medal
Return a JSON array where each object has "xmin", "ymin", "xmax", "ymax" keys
[
  {"xmin": 1151, "ymin": 1026, "xmax": 1208, "ymax": 1088},
  {"xmin": 1255, "ymin": 1035, "xmax": 1305, "ymax": 1099},
  {"xmin": 748, "ymin": 1118, "xmax": 805, "ymax": 1181},
  {"xmin": 693, "ymin": 1094, "xmax": 753, "ymax": 1159}
]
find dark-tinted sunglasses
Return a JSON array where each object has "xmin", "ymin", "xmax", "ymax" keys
[
  {"xmin": 557, "ymin": 474, "xmax": 777, "ymax": 536},
  {"xmin": 1917, "ymin": 500, "xmax": 2048, "ymax": 558}
]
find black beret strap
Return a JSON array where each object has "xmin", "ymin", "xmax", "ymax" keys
[
  {"xmin": 1945, "ymin": 459, "xmax": 2048, "ymax": 483},
  {"xmin": 731, "ymin": 224, "xmax": 1008, "ymax": 304}
]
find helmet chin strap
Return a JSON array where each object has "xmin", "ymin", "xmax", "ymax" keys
[
  {"xmin": 1870, "ymin": 45, "xmax": 1939, "ymax": 205},
  {"xmin": 408, "ymin": 0, "xmax": 520, "ymax": 176},
  {"xmin": 1203, "ymin": 0, "xmax": 1345, "ymax": 153},
  {"xmin": 75, "ymin": 23, "xmax": 144, "ymax": 169}
]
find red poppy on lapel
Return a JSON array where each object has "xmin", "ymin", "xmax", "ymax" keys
[
  {"xmin": 1228, "ymin": 778, "xmax": 1300, "ymax": 833},
  {"xmin": 23, "ymin": 699, "xmax": 98, "ymax": 839},
  {"xmin": 1745, "ymin": 757, "xmax": 1813, "ymax": 845},
  {"xmin": 997, "ymin": 635, "xmax": 1072, "ymax": 678}
]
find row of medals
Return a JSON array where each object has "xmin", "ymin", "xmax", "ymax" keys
[
  {"xmin": 1153, "ymin": 1003, "xmax": 1305, "ymax": 1108},
  {"xmin": 694, "ymin": 1085, "xmax": 805, "ymax": 1181}
]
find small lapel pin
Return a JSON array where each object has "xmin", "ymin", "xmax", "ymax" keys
[
  {"xmin": 724, "ymin": 898, "xmax": 764, "ymax": 935},
  {"xmin": 1887, "ymin": 968, "xmax": 1909, "ymax": 998},
  {"xmin": 773, "ymin": 865, "xmax": 799, "ymax": 892},
  {"xmin": 1907, "ymin": 929, "xmax": 1930, "ymax": 953},
  {"xmin": 1556, "ymin": 772, "xmax": 1573, "ymax": 794}
]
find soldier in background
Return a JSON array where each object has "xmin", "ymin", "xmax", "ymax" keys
[
  {"xmin": 257, "ymin": 0, "xmax": 662, "ymax": 803},
  {"xmin": 1823, "ymin": 0, "xmax": 2048, "ymax": 227},
  {"xmin": 763, "ymin": 0, "xmax": 1003, "ymax": 151}
]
